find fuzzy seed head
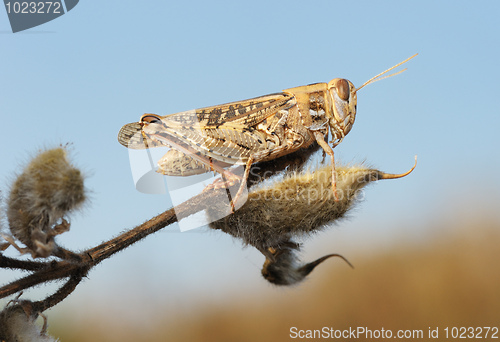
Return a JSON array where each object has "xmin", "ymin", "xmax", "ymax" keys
[
  {"xmin": 0, "ymin": 305, "xmax": 57, "ymax": 342},
  {"xmin": 7, "ymin": 147, "xmax": 86, "ymax": 258},
  {"xmin": 209, "ymin": 164, "xmax": 381, "ymax": 250},
  {"xmin": 208, "ymin": 162, "xmax": 413, "ymax": 285}
]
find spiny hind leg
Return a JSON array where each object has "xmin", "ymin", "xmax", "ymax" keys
[
  {"xmin": 157, "ymin": 148, "xmax": 242, "ymax": 211},
  {"xmin": 229, "ymin": 142, "xmax": 303, "ymax": 210},
  {"xmin": 150, "ymin": 133, "xmax": 232, "ymax": 177},
  {"xmin": 227, "ymin": 144, "xmax": 294, "ymax": 212},
  {"xmin": 228, "ymin": 156, "xmax": 255, "ymax": 210},
  {"xmin": 229, "ymin": 137, "xmax": 310, "ymax": 209}
]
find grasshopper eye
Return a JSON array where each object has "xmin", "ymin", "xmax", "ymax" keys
[
  {"xmin": 336, "ymin": 79, "xmax": 350, "ymax": 101},
  {"xmin": 140, "ymin": 114, "xmax": 162, "ymax": 124}
]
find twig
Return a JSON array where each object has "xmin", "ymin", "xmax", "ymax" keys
[
  {"xmin": 0, "ymin": 262, "xmax": 77, "ymax": 299},
  {"xmin": 30, "ymin": 269, "xmax": 88, "ymax": 313},
  {"xmin": 0, "ymin": 254, "xmax": 50, "ymax": 272},
  {"xmin": 85, "ymin": 185, "xmax": 227, "ymax": 265}
]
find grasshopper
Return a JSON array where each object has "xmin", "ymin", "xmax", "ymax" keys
[{"xmin": 118, "ymin": 54, "xmax": 416, "ymax": 209}]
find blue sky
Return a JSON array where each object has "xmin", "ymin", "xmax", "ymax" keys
[{"xmin": 1, "ymin": 0, "xmax": 499, "ymax": 321}]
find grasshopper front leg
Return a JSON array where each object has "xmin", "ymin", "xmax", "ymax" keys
[{"xmin": 313, "ymin": 131, "xmax": 338, "ymax": 200}]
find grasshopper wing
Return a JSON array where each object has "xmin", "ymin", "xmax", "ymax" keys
[
  {"xmin": 118, "ymin": 92, "xmax": 294, "ymax": 153},
  {"xmin": 143, "ymin": 92, "xmax": 296, "ymax": 165}
]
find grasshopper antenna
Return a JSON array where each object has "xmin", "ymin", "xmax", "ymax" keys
[{"xmin": 356, "ymin": 53, "xmax": 418, "ymax": 92}]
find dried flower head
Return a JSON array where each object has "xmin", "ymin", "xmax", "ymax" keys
[
  {"xmin": 6, "ymin": 147, "xmax": 86, "ymax": 258},
  {"xmin": 209, "ymin": 160, "xmax": 415, "ymax": 285},
  {"xmin": 0, "ymin": 303, "xmax": 57, "ymax": 342}
]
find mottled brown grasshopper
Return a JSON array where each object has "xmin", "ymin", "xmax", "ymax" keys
[{"xmin": 118, "ymin": 54, "xmax": 416, "ymax": 209}]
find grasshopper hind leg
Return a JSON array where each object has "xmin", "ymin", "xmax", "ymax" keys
[{"xmin": 158, "ymin": 148, "xmax": 243, "ymax": 211}]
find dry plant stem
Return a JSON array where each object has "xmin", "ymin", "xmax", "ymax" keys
[
  {"xmin": 0, "ymin": 255, "xmax": 49, "ymax": 272},
  {"xmin": 0, "ymin": 262, "xmax": 78, "ymax": 299},
  {"xmin": 30, "ymin": 271, "xmax": 87, "ymax": 314},
  {"xmin": 85, "ymin": 186, "xmax": 226, "ymax": 264},
  {"xmin": 0, "ymin": 187, "xmax": 228, "ymax": 305},
  {"xmin": 52, "ymin": 247, "xmax": 85, "ymax": 263}
]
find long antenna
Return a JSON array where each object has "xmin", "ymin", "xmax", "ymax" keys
[{"xmin": 356, "ymin": 53, "xmax": 418, "ymax": 92}]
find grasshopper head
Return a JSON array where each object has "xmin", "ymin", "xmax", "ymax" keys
[
  {"xmin": 324, "ymin": 54, "xmax": 417, "ymax": 145},
  {"xmin": 326, "ymin": 78, "xmax": 357, "ymax": 144}
]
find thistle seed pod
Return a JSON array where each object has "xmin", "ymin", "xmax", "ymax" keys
[
  {"xmin": 208, "ymin": 159, "xmax": 415, "ymax": 285},
  {"xmin": 6, "ymin": 147, "xmax": 86, "ymax": 258}
]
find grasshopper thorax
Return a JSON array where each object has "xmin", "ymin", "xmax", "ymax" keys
[{"xmin": 326, "ymin": 78, "xmax": 357, "ymax": 145}]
